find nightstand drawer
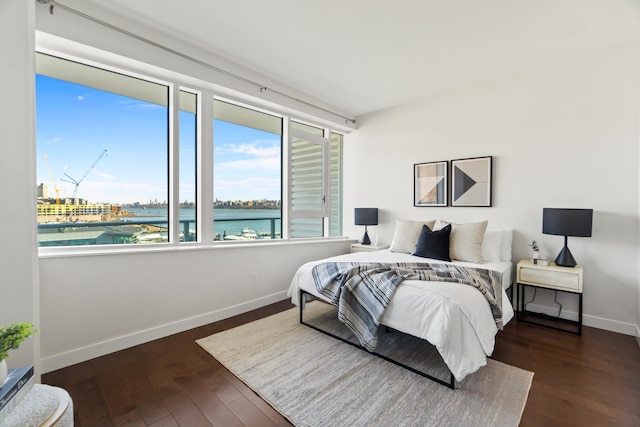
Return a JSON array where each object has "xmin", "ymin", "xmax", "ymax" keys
[{"xmin": 519, "ymin": 267, "xmax": 580, "ymax": 291}]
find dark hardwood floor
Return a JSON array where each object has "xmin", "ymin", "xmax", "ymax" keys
[{"xmin": 43, "ymin": 300, "xmax": 640, "ymax": 426}]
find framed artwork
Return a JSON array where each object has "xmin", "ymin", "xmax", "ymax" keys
[
  {"xmin": 414, "ymin": 161, "xmax": 448, "ymax": 207},
  {"xmin": 451, "ymin": 156, "xmax": 492, "ymax": 207}
]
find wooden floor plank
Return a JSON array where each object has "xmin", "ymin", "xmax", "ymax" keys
[
  {"xmin": 168, "ymin": 402, "xmax": 213, "ymax": 427},
  {"xmin": 129, "ymin": 388, "xmax": 172, "ymax": 425},
  {"xmin": 217, "ymin": 368, "xmax": 291, "ymax": 426},
  {"xmin": 227, "ymin": 396, "xmax": 279, "ymax": 427},
  {"xmin": 147, "ymin": 417, "xmax": 180, "ymax": 427},
  {"xmin": 43, "ymin": 299, "xmax": 640, "ymax": 426},
  {"xmin": 193, "ymin": 394, "xmax": 245, "ymax": 427}
]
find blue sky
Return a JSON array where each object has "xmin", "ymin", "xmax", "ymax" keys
[
  {"xmin": 35, "ymin": 75, "xmax": 281, "ymax": 204},
  {"xmin": 214, "ymin": 120, "xmax": 281, "ymax": 202}
]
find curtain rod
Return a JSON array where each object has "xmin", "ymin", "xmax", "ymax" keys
[{"xmin": 36, "ymin": 0, "xmax": 357, "ymax": 125}]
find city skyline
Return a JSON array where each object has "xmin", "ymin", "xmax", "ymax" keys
[
  {"xmin": 36, "ymin": 185, "xmax": 282, "ymax": 208},
  {"xmin": 35, "ymin": 74, "xmax": 282, "ymax": 205}
]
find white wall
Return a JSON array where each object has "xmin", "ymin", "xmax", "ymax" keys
[
  {"xmin": 344, "ymin": 40, "xmax": 640, "ymax": 335},
  {"xmin": 0, "ymin": 0, "xmax": 40, "ymax": 373},
  {"xmin": 30, "ymin": 2, "xmax": 354, "ymax": 372},
  {"xmin": 40, "ymin": 241, "xmax": 349, "ymax": 372}
]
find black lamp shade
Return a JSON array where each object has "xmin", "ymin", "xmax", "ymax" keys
[
  {"xmin": 355, "ymin": 208, "xmax": 378, "ymax": 245},
  {"xmin": 354, "ymin": 208, "xmax": 378, "ymax": 226},
  {"xmin": 542, "ymin": 208, "xmax": 593, "ymax": 237},
  {"xmin": 542, "ymin": 208, "xmax": 593, "ymax": 267}
]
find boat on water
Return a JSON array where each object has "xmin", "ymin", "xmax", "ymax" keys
[{"xmin": 223, "ymin": 227, "xmax": 258, "ymax": 240}]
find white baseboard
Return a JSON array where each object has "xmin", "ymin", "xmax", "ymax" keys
[
  {"xmin": 42, "ymin": 294, "xmax": 640, "ymax": 372},
  {"xmin": 41, "ymin": 291, "xmax": 289, "ymax": 373},
  {"xmin": 524, "ymin": 302, "xmax": 638, "ymax": 336}
]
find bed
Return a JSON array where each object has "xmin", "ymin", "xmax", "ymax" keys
[{"xmin": 287, "ymin": 219, "xmax": 515, "ymax": 388}]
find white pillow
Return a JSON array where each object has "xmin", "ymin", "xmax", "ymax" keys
[
  {"xmin": 481, "ymin": 229, "xmax": 504, "ymax": 262},
  {"xmin": 500, "ymin": 228, "xmax": 513, "ymax": 261},
  {"xmin": 389, "ymin": 219, "xmax": 436, "ymax": 254},
  {"xmin": 436, "ymin": 220, "xmax": 488, "ymax": 263}
]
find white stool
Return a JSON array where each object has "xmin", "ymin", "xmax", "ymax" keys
[{"xmin": 0, "ymin": 384, "xmax": 73, "ymax": 427}]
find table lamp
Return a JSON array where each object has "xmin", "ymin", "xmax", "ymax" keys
[
  {"xmin": 542, "ymin": 208, "xmax": 593, "ymax": 267},
  {"xmin": 354, "ymin": 208, "xmax": 378, "ymax": 245}
]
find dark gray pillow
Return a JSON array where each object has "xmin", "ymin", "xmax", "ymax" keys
[{"xmin": 413, "ymin": 224, "xmax": 451, "ymax": 261}]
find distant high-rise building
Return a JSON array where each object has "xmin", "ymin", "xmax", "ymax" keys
[{"xmin": 37, "ymin": 183, "xmax": 48, "ymax": 198}]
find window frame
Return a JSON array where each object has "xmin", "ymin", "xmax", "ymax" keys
[
  {"xmin": 35, "ymin": 44, "xmax": 344, "ymax": 255},
  {"xmin": 212, "ymin": 96, "xmax": 284, "ymax": 242},
  {"xmin": 176, "ymin": 88, "xmax": 201, "ymax": 244}
]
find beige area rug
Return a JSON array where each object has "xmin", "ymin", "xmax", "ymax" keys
[{"xmin": 197, "ymin": 301, "xmax": 533, "ymax": 427}]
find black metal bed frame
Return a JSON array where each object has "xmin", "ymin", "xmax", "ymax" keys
[{"xmin": 298, "ymin": 289, "xmax": 455, "ymax": 389}]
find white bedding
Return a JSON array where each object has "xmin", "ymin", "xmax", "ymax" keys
[{"xmin": 287, "ymin": 249, "xmax": 514, "ymax": 381}]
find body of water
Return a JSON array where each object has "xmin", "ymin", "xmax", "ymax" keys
[{"xmin": 124, "ymin": 207, "xmax": 282, "ymax": 239}]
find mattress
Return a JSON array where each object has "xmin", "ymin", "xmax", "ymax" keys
[{"xmin": 288, "ymin": 249, "xmax": 515, "ymax": 381}]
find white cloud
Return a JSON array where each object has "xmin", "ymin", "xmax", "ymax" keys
[
  {"xmin": 216, "ymin": 140, "xmax": 279, "ymax": 156},
  {"xmin": 215, "ymin": 141, "xmax": 280, "ymax": 171},
  {"xmin": 232, "ymin": 142, "xmax": 280, "ymax": 157},
  {"xmin": 77, "ymin": 92, "xmax": 92, "ymax": 101},
  {"xmin": 215, "ymin": 156, "xmax": 280, "ymax": 170}
]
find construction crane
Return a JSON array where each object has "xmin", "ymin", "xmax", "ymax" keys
[
  {"xmin": 42, "ymin": 152, "xmax": 61, "ymax": 204},
  {"xmin": 61, "ymin": 149, "xmax": 108, "ymax": 202}
]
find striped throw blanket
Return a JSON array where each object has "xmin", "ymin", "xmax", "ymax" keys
[{"xmin": 312, "ymin": 262, "xmax": 503, "ymax": 352}]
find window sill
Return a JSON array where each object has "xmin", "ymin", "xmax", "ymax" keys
[{"xmin": 38, "ymin": 237, "xmax": 354, "ymax": 259}]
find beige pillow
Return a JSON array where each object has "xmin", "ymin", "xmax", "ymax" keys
[
  {"xmin": 436, "ymin": 220, "xmax": 488, "ymax": 263},
  {"xmin": 389, "ymin": 219, "xmax": 436, "ymax": 253}
]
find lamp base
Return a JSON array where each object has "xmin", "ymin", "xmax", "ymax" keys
[
  {"xmin": 555, "ymin": 245, "xmax": 577, "ymax": 267},
  {"xmin": 361, "ymin": 230, "xmax": 371, "ymax": 245}
]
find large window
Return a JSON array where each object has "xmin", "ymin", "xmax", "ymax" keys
[
  {"xmin": 35, "ymin": 52, "xmax": 342, "ymax": 248},
  {"xmin": 36, "ymin": 53, "xmax": 171, "ymax": 246},
  {"xmin": 213, "ymin": 100, "xmax": 282, "ymax": 241}
]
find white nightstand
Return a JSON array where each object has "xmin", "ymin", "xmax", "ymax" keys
[
  {"xmin": 516, "ymin": 259, "xmax": 583, "ymax": 335},
  {"xmin": 350, "ymin": 243, "xmax": 389, "ymax": 253}
]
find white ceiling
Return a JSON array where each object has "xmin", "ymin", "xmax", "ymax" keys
[{"xmin": 73, "ymin": 0, "xmax": 640, "ymax": 117}]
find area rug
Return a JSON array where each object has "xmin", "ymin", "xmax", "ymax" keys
[{"xmin": 197, "ymin": 301, "xmax": 533, "ymax": 427}]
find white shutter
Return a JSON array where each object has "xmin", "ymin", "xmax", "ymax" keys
[{"xmin": 288, "ymin": 127, "xmax": 329, "ymax": 238}]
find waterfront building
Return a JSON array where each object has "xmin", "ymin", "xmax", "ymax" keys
[{"xmin": 37, "ymin": 200, "xmax": 113, "ymax": 223}]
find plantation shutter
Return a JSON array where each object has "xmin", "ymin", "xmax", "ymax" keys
[{"xmin": 288, "ymin": 127, "xmax": 329, "ymax": 238}]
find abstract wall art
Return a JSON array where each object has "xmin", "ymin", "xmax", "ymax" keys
[
  {"xmin": 414, "ymin": 161, "xmax": 448, "ymax": 207},
  {"xmin": 451, "ymin": 156, "xmax": 492, "ymax": 207}
]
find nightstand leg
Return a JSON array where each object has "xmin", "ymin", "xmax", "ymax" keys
[{"xmin": 578, "ymin": 293, "xmax": 583, "ymax": 336}]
